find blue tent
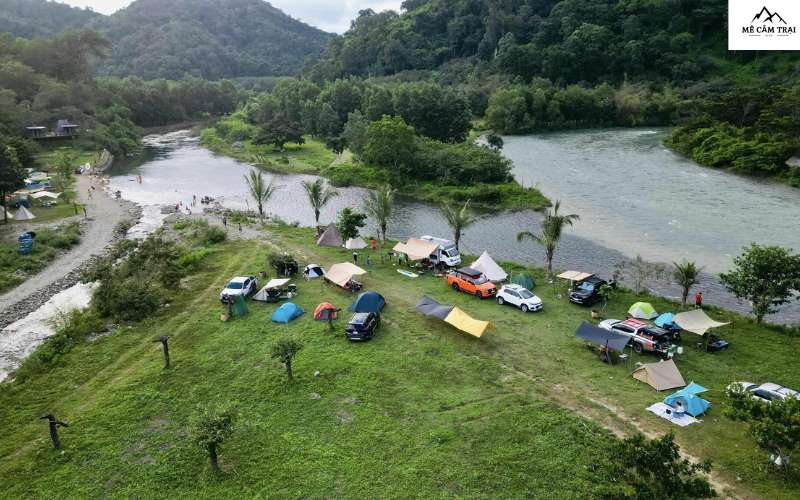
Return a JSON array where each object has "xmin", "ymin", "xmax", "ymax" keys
[
  {"xmin": 664, "ymin": 382, "xmax": 710, "ymax": 417},
  {"xmin": 272, "ymin": 303, "xmax": 304, "ymax": 324},
  {"xmin": 348, "ymin": 291, "xmax": 386, "ymax": 314},
  {"xmin": 655, "ymin": 312, "xmax": 678, "ymax": 330}
]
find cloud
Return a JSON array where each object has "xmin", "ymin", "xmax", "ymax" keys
[{"xmin": 61, "ymin": 0, "xmax": 403, "ymax": 33}]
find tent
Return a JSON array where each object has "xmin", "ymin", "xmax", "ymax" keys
[
  {"xmin": 317, "ymin": 223, "xmax": 343, "ymax": 247},
  {"xmin": 253, "ymin": 278, "xmax": 291, "ymax": 302},
  {"xmin": 632, "ymin": 360, "xmax": 686, "ymax": 391},
  {"xmin": 393, "ymin": 238, "xmax": 439, "ymax": 261},
  {"xmin": 629, "ymin": 302, "xmax": 658, "ymax": 320},
  {"xmin": 415, "ymin": 296, "xmax": 489, "ymax": 338},
  {"xmin": 345, "ymin": 237, "xmax": 368, "ymax": 250},
  {"xmin": 664, "ymin": 382, "xmax": 710, "ymax": 417},
  {"xmin": 272, "ymin": 303, "xmax": 304, "ymax": 324},
  {"xmin": 471, "ymin": 252, "xmax": 508, "ymax": 282},
  {"xmin": 0, "ymin": 206, "xmax": 13, "ymax": 220},
  {"xmin": 30, "ymin": 191, "xmax": 61, "ymax": 200},
  {"xmin": 349, "ymin": 291, "xmax": 385, "ymax": 313},
  {"xmin": 558, "ymin": 271, "xmax": 593, "ymax": 282},
  {"xmin": 655, "ymin": 312, "xmax": 678, "ymax": 329},
  {"xmin": 14, "ymin": 206, "xmax": 36, "ymax": 221},
  {"xmin": 674, "ymin": 310, "xmax": 729, "ymax": 336},
  {"xmin": 511, "ymin": 273, "xmax": 535, "ymax": 291},
  {"xmin": 314, "ymin": 303, "xmax": 339, "ymax": 321},
  {"xmin": 304, "ymin": 264, "xmax": 325, "ymax": 279},
  {"xmin": 325, "ymin": 263, "xmax": 367, "ymax": 288},
  {"xmin": 574, "ymin": 322, "xmax": 630, "ymax": 352}
]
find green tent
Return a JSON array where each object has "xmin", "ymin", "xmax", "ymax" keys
[
  {"xmin": 511, "ymin": 273, "xmax": 536, "ymax": 291},
  {"xmin": 230, "ymin": 294, "xmax": 248, "ymax": 318}
]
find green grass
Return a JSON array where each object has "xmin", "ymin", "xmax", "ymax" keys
[
  {"xmin": 0, "ymin": 221, "xmax": 81, "ymax": 292},
  {"xmin": 201, "ymin": 123, "xmax": 550, "ymax": 211},
  {"xmin": 1, "ymin": 225, "xmax": 798, "ymax": 498}
]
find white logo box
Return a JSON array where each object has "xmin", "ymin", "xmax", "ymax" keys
[{"xmin": 729, "ymin": 0, "xmax": 800, "ymax": 50}]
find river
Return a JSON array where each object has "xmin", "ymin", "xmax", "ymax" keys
[{"xmin": 107, "ymin": 130, "xmax": 800, "ymax": 324}]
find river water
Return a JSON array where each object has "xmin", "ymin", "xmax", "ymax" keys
[{"xmin": 107, "ymin": 130, "xmax": 800, "ymax": 324}]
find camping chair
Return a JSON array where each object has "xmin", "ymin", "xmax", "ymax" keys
[
  {"xmin": 287, "ymin": 284, "xmax": 298, "ymax": 298},
  {"xmin": 347, "ymin": 280, "xmax": 364, "ymax": 293}
]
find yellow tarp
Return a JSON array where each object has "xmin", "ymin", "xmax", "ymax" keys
[
  {"xmin": 444, "ymin": 307, "xmax": 490, "ymax": 338},
  {"xmin": 557, "ymin": 270, "xmax": 593, "ymax": 281},
  {"xmin": 325, "ymin": 263, "xmax": 367, "ymax": 287},
  {"xmin": 393, "ymin": 238, "xmax": 440, "ymax": 261}
]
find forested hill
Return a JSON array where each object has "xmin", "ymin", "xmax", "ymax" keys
[
  {"xmin": 311, "ymin": 0, "xmax": 750, "ymax": 86},
  {"xmin": 0, "ymin": 0, "xmax": 100, "ymax": 39},
  {"xmin": 0, "ymin": 0, "xmax": 334, "ymax": 79},
  {"xmin": 93, "ymin": 0, "xmax": 333, "ymax": 79}
]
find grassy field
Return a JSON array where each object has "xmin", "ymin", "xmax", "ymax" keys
[
  {"xmin": 0, "ymin": 222, "xmax": 81, "ymax": 292},
  {"xmin": 0, "ymin": 224, "xmax": 798, "ymax": 498},
  {"xmin": 200, "ymin": 123, "xmax": 550, "ymax": 211}
]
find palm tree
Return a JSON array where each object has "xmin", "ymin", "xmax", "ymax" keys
[
  {"xmin": 301, "ymin": 178, "xmax": 339, "ymax": 228},
  {"xmin": 673, "ymin": 260, "xmax": 703, "ymax": 306},
  {"xmin": 364, "ymin": 185, "xmax": 396, "ymax": 243},
  {"xmin": 516, "ymin": 200, "xmax": 579, "ymax": 277},
  {"xmin": 440, "ymin": 200, "xmax": 477, "ymax": 250},
  {"xmin": 244, "ymin": 169, "xmax": 280, "ymax": 218}
]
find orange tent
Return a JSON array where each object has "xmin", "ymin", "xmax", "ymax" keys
[{"xmin": 314, "ymin": 303, "xmax": 339, "ymax": 321}]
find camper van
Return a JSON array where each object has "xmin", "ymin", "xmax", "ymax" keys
[{"xmin": 419, "ymin": 235, "xmax": 462, "ymax": 267}]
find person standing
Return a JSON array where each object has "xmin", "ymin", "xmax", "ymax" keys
[
  {"xmin": 694, "ymin": 291, "xmax": 703, "ymax": 309},
  {"xmin": 238, "ymin": 223, "xmax": 242, "ymax": 233},
  {"xmin": 222, "ymin": 215, "xmax": 228, "ymax": 229},
  {"xmin": 352, "ymin": 251, "xmax": 359, "ymax": 264}
]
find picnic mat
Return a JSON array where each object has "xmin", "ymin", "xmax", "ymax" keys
[{"xmin": 647, "ymin": 402, "xmax": 700, "ymax": 427}]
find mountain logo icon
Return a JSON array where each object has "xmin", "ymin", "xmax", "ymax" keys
[{"xmin": 751, "ymin": 6, "xmax": 788, "ymax": 24}]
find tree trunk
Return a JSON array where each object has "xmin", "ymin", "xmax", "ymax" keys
[
  {"xmin": 381, "ymin": 224, "xmax": 387, "ymax": 243},
  {"xmin": 286, "ymin": 361, "xmax": 293, "ymax": 380},
  {"xmin": 48, "ymin": 421, "xmax": 61, "ymax": 450},
  {"xmin": 162, "ymin": 339, "xmax": 170, "ymax": 369},
  {"xmin": 209, "ymin": 444, "xmax": 219, "ymax": 472},
  {"xmin": 681, "ymin": 287, "xmax": 689, "ymax": 307},
  {"xmin": 1, "ymin": 189, "xmax": 7, "ymax": 224}
]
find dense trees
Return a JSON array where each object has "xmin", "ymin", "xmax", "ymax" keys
[
  {"xmin": 311, "ymin": 0, "xmax": 726, "ymax": 87},
  {"xmin": 720, "ymin": 244, "xmax": 800, "ymax": 324},
  {"xmin": 0, "ymin": 0, "xmax": 99, "ymax": 39}
]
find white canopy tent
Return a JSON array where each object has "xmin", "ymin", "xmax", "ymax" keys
[
  {"xmin": 325, "ymin": 263, "xmax": 367, "ymax": 288},
  {"xmin": 30, "ymin": 191, "xmax": 61, "ymax": 200},
  {"xmin": 471, "ymin": 252, "xmax": 508, "ymax": 282},
  {"xmin": 253, "ymin": 279, "xmax": 292, "ymax": 302},
  {"xmin": 393, "ymin": 238, "xmax": 440, "ymax": 261},
  {"xmin": 0, "ymin": 206, "xmax": 13, "ymax": 220},
  {"xmin": 557, "ymin": 271, "xmax": 593, "ymax": 282}
]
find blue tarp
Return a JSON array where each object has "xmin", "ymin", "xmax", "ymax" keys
[
  {"xmin": 655, "ymin": 312, "xmax": 677, "ymax": 329},
  {"xmin": 272, "ymin": 303, "xmax": 304, "ymax": 324},
  {"xmin": 575, "ymin": 322, "xmax": 630, "ymax": 353},
  {"xmin": 664, "ymin": 382, "xmax": 710, "ymax": 417},
  {"xmin": 348, "ymin": 291, "xmax": 386, "ymax": 314}
]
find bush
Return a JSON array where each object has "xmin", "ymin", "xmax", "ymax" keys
[
  {"xmin": 268, "ymin": 252, "xmax": 298, "ymax": 276},
  {"xmin": 94, "ymin": 277, "xmax": 162, "ymax": 322},
  {"xmin": 203, "ymin": 226, "xmax": 227, "ymax": 244},
  {"xmin": 15, "ymin": 309, "xmax": 104, "ymax": 381}
]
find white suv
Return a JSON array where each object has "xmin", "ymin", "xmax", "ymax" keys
[
  {"xmin": 220, "ymin": 276, "xmax": 258, "ymax": 303},
  {"xmin": 496, "ymin": 284, "xmax": 543, "ymax": 313}
]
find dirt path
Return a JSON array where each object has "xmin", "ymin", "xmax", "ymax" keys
[{"xmin": 0, "ymin": 175, "xmax": 139, "ymax": 328}]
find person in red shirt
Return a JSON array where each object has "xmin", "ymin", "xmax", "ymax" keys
[{"xmin": 694, "ymin": 291, "xmax": 703, "ymax": 308}]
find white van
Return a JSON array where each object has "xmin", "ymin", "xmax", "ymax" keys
[{"xmin": 420, "ymin": 235, "xmax": 462, "ymax": 267}]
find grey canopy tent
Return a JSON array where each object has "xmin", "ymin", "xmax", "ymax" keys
[
  {"xmin": 415, "ymin": 295, "xmax": 455, "ymax": 320},
  {"xmin": 317, "ymin": 223, "xmax": 343, "ymax": 247},
  {"xmin": 575, "ymin": 322, "xmax": 630, "ymax": 353}
]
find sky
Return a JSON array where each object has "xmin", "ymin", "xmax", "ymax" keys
[{"xmin": 60, "ymin": 0, "xmax": 403, "ymax": 33}]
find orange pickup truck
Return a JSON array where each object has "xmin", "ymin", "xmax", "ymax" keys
[{"xmin": 447, "ymin": 267, "xmax": 497, "ymax": 299}]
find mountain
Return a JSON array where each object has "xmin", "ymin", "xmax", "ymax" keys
[
  {"xmin": 92, "ymin": 0, "xmax": 334, "ymax": 79},
  {"xmin": 0, "ymin": 0, "xmax": 100, "ymax": 38},
  {"xmin": 0, "ymin": 0, "xmax": 334, "ymax": 79}
]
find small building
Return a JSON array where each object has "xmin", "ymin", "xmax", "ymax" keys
[{"xmin": 25, "ymin": 120, "xmax": 80, "ymax": 140}]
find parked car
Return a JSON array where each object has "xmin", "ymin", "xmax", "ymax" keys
[
  {"xmin": 220, "ymin": 276, "xmax": 258, "ymax": 303},
  {"xmin": 345, "ymin": 312, "xmax": 380, "ymax": 341},
  {"xmin": 569, "ymin": 275, "xmax": 613, "ymax": 306},
  {"xmin": 447, "ymin": 267, "xmax": 497, "ymax": 299},
  {"xmin": 599, "ymin": 318, "xmax": 678, "ymax": 358},
  {"xmin": 496, "ymin": 284, "xmax": 543, "ymax": 312},
  {"xmin": 727, "ymin": 382, "xmax": 800, "ymax": 403}
]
